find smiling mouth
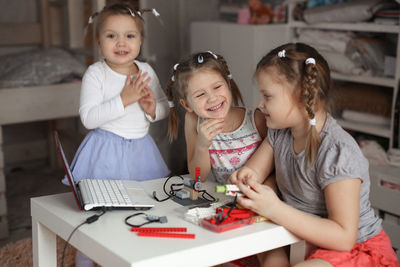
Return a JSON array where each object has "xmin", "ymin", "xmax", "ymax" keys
[
  {"xmin": 115, "ymin": 51, "xmax": 128, "ymax": 55},
  {"xmin": 208, "ymin": 102, "xmax": 223, "ymax": 111}
]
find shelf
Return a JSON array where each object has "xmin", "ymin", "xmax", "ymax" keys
[
  {"xmin": 335, "ymin": 118, "xmax": 391, "ymax": 138},
  {"xmin": 331, "ymin": 72, "xmax": 396, "ymax": 87},
  {"xmin": 290, "ymin": 21, "xmax": 399, "ymax": 34}
]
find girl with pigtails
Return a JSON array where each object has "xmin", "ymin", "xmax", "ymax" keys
[
  {"xmin": 230, "ymin": 43, "xmax": 398, "ymax": 267},
  {"xmin": 167, "ymin": 51, "xmax": 267, "ymax": 184},
  {"xmin": 62, "ymin": 2, "xmax": 169, "ymax": 266}
]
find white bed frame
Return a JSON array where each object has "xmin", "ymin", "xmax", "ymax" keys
[
  {"xmin": 0, "ymin": 0, "xmax": 84, "ymax": 238},
  {"xmin": 0, "ymin": 83, "xmax": 81, "ymax": 125}
]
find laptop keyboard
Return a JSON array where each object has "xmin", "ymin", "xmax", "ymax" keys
[{"xmin": 80, "ymin": 179, "xmax": 133, "ymax": 207}]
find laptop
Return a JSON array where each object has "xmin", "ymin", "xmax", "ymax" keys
[{"xmin": 54, "ymin": 131, "xmax": 155, "ymax": 211}]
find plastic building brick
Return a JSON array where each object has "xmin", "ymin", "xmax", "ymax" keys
[
  {"xmin": 182, "ymin": 178, "xmax": 201, "ymax": 200},
  {"xmin": 137, "ymin": 232, "xmax": 195, "ymax": 239},
  {"xmin": 180, "ymin": 167, "xmax": 203, "ymax": 201},
  {"xmin": 176, "ymin": 189, "xmax": 190, "ymax": 199},
  {"xmin": 215, "ymin": 184, "xmax": 243, "ymax": 196},
  {"xmin": 194, "ymin": 167, "xmax": 201, "ymax": 191},
  {"xmin": 189, "ymin": 188, "xmax": 198, "ymax": 200},
  {"xmin": 216, "ymin": 207, "xmax": 255, "ymax": 219},
  {"xmin": 201, "ymin": 217, "xmax": 255, "ymax": 233},
  {"xmin": 131, "ymin": 227, "xmax": 187, "ymax": 232},
  {"xmin": 199, "ymin": 206, "xmax": 265, "ymax": 232},
  {"xmin": 184, "ymin": 204, "xmax": 219, "ymax": 225},
  {"xmin": 183, "ymin": 177, "xmax": 196, "ymax": 188},
  {"xmin": 253, "ymin": 215, "xmax": 269, "ymax": 223}
]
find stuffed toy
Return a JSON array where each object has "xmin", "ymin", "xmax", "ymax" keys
[{"xmin": 248, "ymin": 0, "xmax": 274, "ymax": 24}]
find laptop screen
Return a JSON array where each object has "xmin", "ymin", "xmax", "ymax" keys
[{"xmin": 54, "ymin": 131, "xmax": 83, "ymax": 210}]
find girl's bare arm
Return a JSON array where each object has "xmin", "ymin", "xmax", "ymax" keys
[{"xmin": 184, "ymin": 112, "xmax": 211, "ymax": 182}]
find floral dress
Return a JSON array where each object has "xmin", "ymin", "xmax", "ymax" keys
[{"xmin": 199, "ymin": 108, "xmax": 262, "ymax": 183}]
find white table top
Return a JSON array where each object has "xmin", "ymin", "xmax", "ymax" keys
[{"xmin": 31, "ymin": 177, "xmax": 301, "ymax": 267}]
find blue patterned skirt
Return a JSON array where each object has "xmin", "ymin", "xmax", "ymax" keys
[{"xmin": 62, "ymin": 129, "xmax": 170, "ymax": 184}]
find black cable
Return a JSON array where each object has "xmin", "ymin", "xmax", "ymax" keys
[
  {"xmin": 61, "ymin": 208, "xmax": 106, "ymax": 267},
  {"xmin": 153, "ymin": 175, "xmax": 184, "ymax": 202},
  {"xmin": 216, "ymin": 195, "xmax": 237, "ymax": 225},
  {"xmin": 124, "ymin": 212, "xmax": 167, "ymax": 227},
  {"xmin": 125, "ymin": 212, "xmax": 151, "ymax": 227},
  {"xmin": 153, "ymin": 174, "xmax": 216, "ymax": 203},
  {"xmin": 198, "ymin": 189, "xmax": 216, "ymax": 202}
]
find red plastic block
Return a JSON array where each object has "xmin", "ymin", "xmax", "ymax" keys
[
  {"xmin": 201, "ymin": 217, "xmax": 255, "ymax": 233},
  {"xmin": 137, "ymin": 232, "xmax": 195, "ymax": 239},
  {"xmin": 216, "ymin": 208, "xmax": 255, "ymax": 219},
  {"xmin": 195, "ymin": 167, "xmax": 201, "ymax": 179},
  {"xmin": 131, "ymin": 227, "xmax": 187, "ymax": 232}
]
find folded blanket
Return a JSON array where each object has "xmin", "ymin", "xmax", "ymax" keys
[
  {"xmin": 296, "ymin": 29, "xmax": 354, "ymax": 54},
  {"xmin": 304, "ymin": 0, "xmax": 395, "ymax": 23},
  {"xmin": 342, "ymin": 109, "xmax": 390, "ymax": 126}
]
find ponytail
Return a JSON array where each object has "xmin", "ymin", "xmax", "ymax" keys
[
  {"xmin": 229, "ymin": 79, "xmax": 244, "ymax": 106},
  {"xmin": 217, "ymin": 55, "xmax": 244, "ymax": 106},
  {"xmin": 167, "ymin": 67, "xmax": 179, "ymax": 142},
  {"xmin": 139, "ymin": 8, "xmax": 163, "ymax": 25}
]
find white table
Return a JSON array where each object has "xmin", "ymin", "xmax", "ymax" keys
[{"xmin": 31, "ymin": 177, "xmax": 305, "ymax": 267}]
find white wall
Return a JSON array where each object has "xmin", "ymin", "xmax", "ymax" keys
[
  {"xmin": 191, "ymin": 22, "xmax": 290, "ymax": 108},
  {"xmin": 0, "ymin": 0, "xmax": 38, "ymax": 55},
  {"xmin": 140, "ymin": 0, "xmax": 219, "ymax": 175}
]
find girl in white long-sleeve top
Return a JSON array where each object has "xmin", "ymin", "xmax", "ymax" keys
[
  {"xmin": 64, "ymin": 3, "xmax": 170, "ymax": 267},
  {"xmin": 62, "ymin": 2, "xmax": 169, "ymax": 185}
]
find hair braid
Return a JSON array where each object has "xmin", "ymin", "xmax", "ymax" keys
[
  {"xmin": 256, "ymin": 43, "xmax": 332, "ymax": 170},
  {"xmin": 303, "ymin": 62, "xmax": 321, "ymax": 169},
  {"xmin": 303, "ymin": 64, "xmax": 317, "ymax": 119}
]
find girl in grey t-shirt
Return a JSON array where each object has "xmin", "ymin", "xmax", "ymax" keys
[{"xmin": 230, "ymin": 43, "xmax": 398, "ymax": 267}]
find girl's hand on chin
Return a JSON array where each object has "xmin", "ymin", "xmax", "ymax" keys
[{"xmin": 196, "ymin": 118, "xmax": 224, "ymax": 148}]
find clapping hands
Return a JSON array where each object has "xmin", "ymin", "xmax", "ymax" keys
[
  {"xmin": 120, "ymin": 69, "xmax": 151, "ymax": 107},
  {"xmin": 139, "ymin": 87, "xmax": 156, "ymax": 119}
]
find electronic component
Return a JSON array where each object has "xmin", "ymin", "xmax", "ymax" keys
[
  {"xmin": 215, "ymin": 184, "xmax": 243, "ymax": 196},
  {"xmin": 175, "ymin": 189, "xmax": 190, "ymax": 199}
]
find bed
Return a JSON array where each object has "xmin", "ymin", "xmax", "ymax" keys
[{"xmin": 0, "ymin": 0, "xmax": 88, "ymax": 238}]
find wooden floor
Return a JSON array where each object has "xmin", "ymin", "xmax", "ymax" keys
[{"xmin": 0, "ymin": 164, "xmax": 69, "ymax": 248}]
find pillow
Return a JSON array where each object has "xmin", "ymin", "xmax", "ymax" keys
[
  {"xmin": 319, "ymin": 50, "xmax": 363, "ymax": 75},
  {"xmin": 296, "ymin": 29, "xmax": 354, "ymax": 54},
  {"xmin": 0, "ymin": 48, "xmax": 86, "ymax": 88}
]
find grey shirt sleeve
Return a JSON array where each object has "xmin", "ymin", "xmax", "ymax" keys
[{"xmin": 316, "ymin": 139, "xmax": 369, "ymax": 189}]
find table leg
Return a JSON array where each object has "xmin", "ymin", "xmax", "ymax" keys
[
  {"xmin": 48, "ymin": 120, "xmax": 57, "ymax": 169},
  {"xmin": 290, "ymin": 240, "xmax": 306, "ymax": 265},
  {"xmin": 0, "ymin": 125, "xmax": 9, "ymax": 238},
  {"xmin": 32, "ymin": 217, "xmax": 57, "ymax": 267}
]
